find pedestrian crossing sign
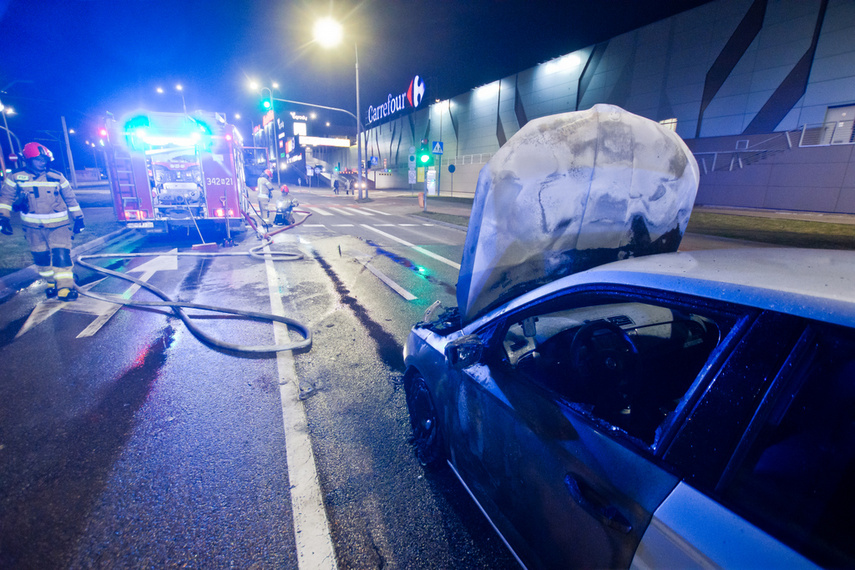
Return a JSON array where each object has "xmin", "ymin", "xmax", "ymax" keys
[{"xmin": 431, "ymin": 141, "xmax": 443, "ymax": 154}]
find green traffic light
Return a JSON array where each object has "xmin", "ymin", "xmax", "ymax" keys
[{"xmin": 263, "ymin": 100, "xmax": 271, "ymax": 109}]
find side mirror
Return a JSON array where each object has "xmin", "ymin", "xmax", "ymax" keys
[{"xmin": 445, "ymin": 334, "xmax": 484, "ymax": 370}]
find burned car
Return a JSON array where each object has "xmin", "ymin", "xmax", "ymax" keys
[{"xmin": 402, "ymin": 106, "xmax": 855, "ymax": 568}]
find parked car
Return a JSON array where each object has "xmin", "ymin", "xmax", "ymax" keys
[{"xmin": 403, "ymin": 247, "xmax": 855, "ymax": 569}]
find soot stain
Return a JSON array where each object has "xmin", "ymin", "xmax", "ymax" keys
[{"xmin": 314, "ymin": 252, "xmax": 404, "ymax": 371}]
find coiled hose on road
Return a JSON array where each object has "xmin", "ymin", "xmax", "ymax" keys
[{"xmin": 73, "ymin": 211, "xmax": 313, "ymax": 356}]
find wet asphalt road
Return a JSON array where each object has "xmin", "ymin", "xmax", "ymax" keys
[{"xmin": 0, "ymin": 189, "xmax": 517, "ymax": 569}]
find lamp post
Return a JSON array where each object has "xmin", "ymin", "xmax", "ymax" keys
[
  {"xmin": 157, "ymin": 85, "xmax": 187, "ymax": 115},
  {"xmin": 176, "ymin": 84, "xmax": 187, "ymax": 115},
  {"xmin": 0, "ymin": 101, "xmax": 17, "ymax": 157},
  {"xmin": 313, "ymin": 17, "xmax": 365, "ymax": 200}
]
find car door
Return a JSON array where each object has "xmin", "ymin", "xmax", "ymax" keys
[
  {"xmin": 638, "ymin": 319, "xmax": 855, "ymax": 568},
  {"xmin": 447, "ymin": 287, "xmax": 747, "ymax": 569}
]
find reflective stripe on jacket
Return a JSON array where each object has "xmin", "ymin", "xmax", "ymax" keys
[{"xmin": 0, "ymin": 169, "xmax": 84, "ymax": 229}]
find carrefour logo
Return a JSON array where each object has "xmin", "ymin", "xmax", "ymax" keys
[
  {"xmin": 407, "ymin": 75, "xmax": 425, "ymax": 108},
  {"xmin": 367, "ymin": 75, "xmax": 426, "ymax": 126}
]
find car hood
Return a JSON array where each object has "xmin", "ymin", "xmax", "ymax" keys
[{"xmin": 456, "ymin": 104, "xmax": 699, "ymax": 324}]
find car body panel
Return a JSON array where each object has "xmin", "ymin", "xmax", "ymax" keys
[
  {"xmin": 404, "ymin": 247, "xmax": 855, "ymax": 568},
  {"xmin": 631, "ymin": 482, "xmax": 817, "ymax": 569},
  {"xmin": 462, "ymin": 249, "xmax": 855, "ymax": 335}
]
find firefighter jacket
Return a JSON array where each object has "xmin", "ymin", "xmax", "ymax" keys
[
  {"xmin": 256, "ymin": 175, "xmax": 275, "ymax": 198},
  {"xmin": 0, "ymin": 168, "xmax": 84, "ymax": 230}
]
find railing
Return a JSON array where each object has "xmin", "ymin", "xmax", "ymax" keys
[
  {"xmin": 799, "ymin": 120, "xmax": 855, "ymax": 146},
  {"xmin": 694, "ymin": 130, "xmax": 796, "ymax": 174},
  {"xmin": 439, "ymin": 153, "xmax": 493, "ymax": 167}
]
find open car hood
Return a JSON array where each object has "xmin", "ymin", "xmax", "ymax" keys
[{"xmin": 456, "ymin": 104, "xmax": 699, "ymax": 324}]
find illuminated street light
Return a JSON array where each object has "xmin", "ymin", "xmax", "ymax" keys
[
  {"xmin": 313, "ymin": 17, "xmax": 364, "ymax": 200},
  {"xmin": 176, "ymin": 84, "xmax": 187, "ymax": 115},
  {"xmin": 0, "ymin": 101, "xmax": 21, "ymax": 169},
  {"xmin": 156, "ymin": 84, "xmax": 187, "ymax": 115}
]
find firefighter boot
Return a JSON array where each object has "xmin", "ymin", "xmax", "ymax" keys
[
  {"xmin": 45, "ymin": 286, "xmax": 58, "ymax": 299},
  {"xmin": 57, "ymin": 288, "xmax": 78, "ymax": 302}
]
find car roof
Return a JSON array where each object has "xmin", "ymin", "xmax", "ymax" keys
[{"xmin": 470, "ymin": 248, "xmax": 855, "ymax": 330}]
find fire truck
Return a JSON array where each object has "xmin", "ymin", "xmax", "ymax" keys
[{"xmin": 103, "ymin": 110, "xmax": 253, "ymax": 237}]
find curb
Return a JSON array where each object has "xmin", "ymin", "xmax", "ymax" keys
[{"xmin": 0, "ymin": 228, "xmax": 133, "ymax": 303}]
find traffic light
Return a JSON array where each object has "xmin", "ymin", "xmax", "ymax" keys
[
  {"xmin": 97, "ymin": 126, "xmax": 110, "ymax": 145},
  {"xmin": 261, "ymin": 95, "xmax": 272, "ymax": 111},
  {"xmin": 417, "ymin": 147, "xmax": 433, "ymax": 167}
]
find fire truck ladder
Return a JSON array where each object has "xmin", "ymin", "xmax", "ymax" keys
[{"xmin": 108, "ymin": 147, "xmax": 143, "ymax": 215}]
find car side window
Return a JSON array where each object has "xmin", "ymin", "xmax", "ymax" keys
[
  {"xmin": 717, "ymin": 323, "xmax": 855, "ymax": 567},
  {"xmin": 501, "ymin": 295, "xmax": 732, "ymax": 447}
]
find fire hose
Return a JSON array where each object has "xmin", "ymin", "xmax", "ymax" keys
[{"xmin": 73, "ymin": 210, "xmax": 313, "ymax": 355}]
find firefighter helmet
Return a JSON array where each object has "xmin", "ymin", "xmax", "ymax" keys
[
  {"xmin": 23, "ymin": 142, "xmax": 54, "ymax": 161},
  {"xmin": 264, "ymin": 169, "xmax": 272, "ymax": 178}
]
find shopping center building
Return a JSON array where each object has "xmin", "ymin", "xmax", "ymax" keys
[{"xmin": 279, "ymin": 0, "xmax": 855, "ymax": 213}]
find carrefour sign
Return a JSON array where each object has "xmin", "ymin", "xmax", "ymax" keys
[{"xmin": 366, "ymin": 75, "xmax": 426, "ymax": 126}]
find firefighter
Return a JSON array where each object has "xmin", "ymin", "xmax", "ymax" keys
[
  {"xmin": 0, "ymin": 142, "xmax": 85, "ymax": 301},
  {"xmin": 256, "ymin": 169, "xmax": 275, "ymax": 219}
]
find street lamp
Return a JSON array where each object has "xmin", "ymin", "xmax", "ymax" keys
[
  {"xmin": 176, "ymin": 84, "xmax": 187, "ymax": 115},
  {"xmin": 313, "ymin": 17, "xmax": 365, "ymax": 200},
  {"xmin": 156, "ymin": 85, "xmax": 187, "ymax": 115},
  {"xmin": 0, "ymin": 101, "xmax": 19, "ymax": 157}
]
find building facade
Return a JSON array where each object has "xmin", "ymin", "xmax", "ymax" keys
[{"xmin": 359, "ymin": 0, "xmax": 855, "ymax": 212}]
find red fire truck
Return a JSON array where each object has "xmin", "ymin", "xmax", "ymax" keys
[{"xmin": 103, "ymin": 110, "xmax": 253, "ymax": 237}]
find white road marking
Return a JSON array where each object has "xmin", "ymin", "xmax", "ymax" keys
[
  {"xmin": 333, "ymin": 208, "xmax": 354, "ymax": 216},
  {"xmin": 15, "ymin": 301, "xmax": 65, "ymax": 338},
  {"xmin": 332, "ymin": 224, "xmax": 355, "ymax": 227},
  {"xmin": 346, "ymin": 208, "xmax": 374, "ymax": 216},
  {"xmin": 264, "ymin": 243, "xmax": 338, "ymax": 570},
  {"xmin": 77, "ymin": 251, "xmax": 179, "ymax": 338},
  {"xmin": 352, "ymin": 252, "xmax": 417, "ymax": 300},
  {"xmin": 361, "ymin": 207, "xmax": 391, "ymax": 216},
  {"xmin": 307, "ymin": 206, "xmax": 334, "ymax": 216},
  {"xmin": 361, "ymin": 225, "xmax": 461, "ymax": 269}
]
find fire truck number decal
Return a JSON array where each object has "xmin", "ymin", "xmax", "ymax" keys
[{"xmin": 206, "ymin": 177, "xmax": 234, "ymax": 186}]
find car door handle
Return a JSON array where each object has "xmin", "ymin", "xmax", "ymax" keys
[{"xmin": 564, "ymin": 474, "xmax": 632, "ymax": 534}]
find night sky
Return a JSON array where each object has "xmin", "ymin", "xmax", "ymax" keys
[{"xmin": 0, "ymin": 0, "xmax": 712, "ymax": 161}]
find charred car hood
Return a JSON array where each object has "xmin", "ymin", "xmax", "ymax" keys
[{"xmin": 456, "ymin": 104, "xmax": 699, "ymax": 324}]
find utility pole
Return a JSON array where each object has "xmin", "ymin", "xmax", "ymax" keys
[{"xmin": 61, "ymin": 116, "xmax": 78, "ymax": 188}]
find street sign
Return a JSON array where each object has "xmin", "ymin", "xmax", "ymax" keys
[{"xmin": 431, "ymin": 141, "xmax": 443, "ymax": 154}]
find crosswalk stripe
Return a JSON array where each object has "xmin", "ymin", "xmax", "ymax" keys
[
  {"xmin": 307, "ymin": 206, "xmax": 334, "ymax": 216},
  {"xmin": 346, "ymin": 208, "xmax": 374, "ymax": 217},
  {"xmin": 361, "ymin": 207, "xmax": 391, "ymax": 216}
]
